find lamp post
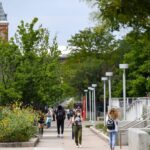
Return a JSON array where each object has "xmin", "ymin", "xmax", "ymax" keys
[
  {"xmin": 92, "ymin": 84, "xmax": 97, "ymax": 121},
  {"xmin": 106, "ymin": 72, "xmax": 113, "ymax": 110},
  {"xmin": 101, "ymin": 77, "xmax": 107, "ymax": 126},
  {"xmin": 88, "ymin": 87, "xmax": 92, "ymax": 121},
  {"xmin": 88, "ymin": 87, "xmax": 94, "ymax": 122},
  {"xmin": 119, "ymin": 64, "xmax": 128, "ymax": 120},
  {"xmin": 84, "ymin": 89, "xmax": 88, "ymax": 119}
]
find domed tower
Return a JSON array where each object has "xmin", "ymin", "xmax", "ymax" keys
[{"xmin": 0, "ymin": 2, "xmax": 8, "ymax": 41}]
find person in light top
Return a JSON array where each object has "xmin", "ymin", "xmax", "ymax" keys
[
  {"xmin": 74, "ymin": 109, "xmax": 83, "ymax": 148},
  {"xmin": 106, "ymin": 108, "xmax": 119, "ymax": 150}
]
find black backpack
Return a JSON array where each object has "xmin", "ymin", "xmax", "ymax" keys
[
  {"xmin": 106, "ymin": 118, "xmax": 115, "ymax": 130},
  {"xmin": 70, "ymin": 110, "xmax": 74, "ymax": 117},
  {"xmin": 57, "ymin": 110, "xmax": 64, "ymax": 121}
]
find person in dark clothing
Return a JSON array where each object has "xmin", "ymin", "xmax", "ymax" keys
[
  {"xmin": 56, "ymin": 105, "xmax": 66, "ymax": 138},
  {"xmin": 38, "ymin": 113, "xmax": 45, "ymax": 135},
  {"xmin": 52, "ymin": 107, "xmax": 56, "ymax": 121}
]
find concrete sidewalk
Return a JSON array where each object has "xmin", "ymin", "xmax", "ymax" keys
[{"xmin": 0, "ymin": 121, "xmax": 128, "ymax": 150}]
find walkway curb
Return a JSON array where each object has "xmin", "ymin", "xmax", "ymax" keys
[
  {"xmin": 90, "ymin": 126, "xmax": 109, "ymax": 143},
  {"xmin": 0, "ymin": 137, "xmax": 39, "ymax": 147}
]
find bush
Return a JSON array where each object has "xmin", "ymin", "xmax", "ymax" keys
[
  {"xmin": 95, "ymin": 123, "xmax": 107, "ymax": 133},
  {"xmin": 0, "ymin": 104, "xmax": 37, "ymax": 142}
]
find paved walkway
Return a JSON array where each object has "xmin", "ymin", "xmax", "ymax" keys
[{"xmin": 0, "ymin": 121, "xmax": 128, "ymax": 150}]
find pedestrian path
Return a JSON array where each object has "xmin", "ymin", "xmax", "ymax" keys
[{"xmin": 0, "ymin": 121, "xmax": 128, "ymax": 150}]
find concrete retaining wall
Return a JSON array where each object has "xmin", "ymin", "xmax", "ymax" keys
[
  {"xmin": 0, "ymin": 137, "xmax": 39, "ymax": 147},
  {"xmin": 128, "ymin": 128, "xmax": 149, "ymax": 150},
  {"xmin": 90, "ymin": 127, "xmax": 109, "ymax": 143}
]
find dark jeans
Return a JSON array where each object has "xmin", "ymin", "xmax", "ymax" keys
[
  {"xmin": 53, "ymin": 114, "xmax": 55, "ymax": 121},
  {"xmin": 57, "ymin": 120, "xmax": 64, "ymax": 134},
  {"xmin": 74, "ymin": 125, "xmax": 82, "ymax": 145},
  {"xmin": 72, "ymin": 124, "xmax": 75, "ymax": 139}
]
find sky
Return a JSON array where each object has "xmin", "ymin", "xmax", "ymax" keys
[{"xmin": 1, "ymin": 0, "xmax": 94, "ymax": 46}]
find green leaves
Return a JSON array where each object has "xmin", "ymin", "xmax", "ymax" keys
[
  {"xmin": 0, "ymin": 18, "xmax": 63, "ymax": 108},
  {"xmin": 84, "ymin": 0, "xmax": 150, "ymax": 30},
  {"xmin": 0, "ymin": 105, "xmax": 37, "ymax": 142}
]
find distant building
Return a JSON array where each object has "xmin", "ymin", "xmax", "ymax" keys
[
  {"xmin": 58, "ymin": 46, "xmax": 71, "ymax": 61},
  {"xmin": 0, "ymin": 2, "xmax": 8, "ymax": 41}
]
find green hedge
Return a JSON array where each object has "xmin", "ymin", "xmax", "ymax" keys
[{"xmin": 0, "ymin": 104, "xmax": 37, "ymax": 142}]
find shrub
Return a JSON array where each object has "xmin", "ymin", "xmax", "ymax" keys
[
  {"xmin": 95, "ymin": 123, "xmax": 107, "ymax": 133},
  {"xmin": 0, "ymin": 104, "xmax": 37, "ymax": 142}
]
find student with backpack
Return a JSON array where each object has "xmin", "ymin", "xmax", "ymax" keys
[
  {"xmin": 106, "ymin": 108, "xmax": 119, "ymax": 150},
  {"xmin": 74, "ymin": 109, "xmax": 83, "ymax": 148},
  {"xmin": 56, "ymin": 105, "xmax": 66, "ymax": 138}
]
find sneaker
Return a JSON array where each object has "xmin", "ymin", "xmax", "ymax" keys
[
  {"xmin": 76, "ymin": 145, "xmax": 79, "ymax": 148},
  {"xmin": 60, "ymin": 134, "xmax": 64, "ymax": 138},
  {"xmin": 57, "ymin": 134, "xmax": 60, "ymax": 138},
  {"xmin": 79, "ymin": 144, "xmax": 82, "ymax": 148}
]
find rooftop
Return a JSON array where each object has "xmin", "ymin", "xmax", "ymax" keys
[{"xmin": 0, "ymin": 2, "xmax": 7, "ymax": 21}]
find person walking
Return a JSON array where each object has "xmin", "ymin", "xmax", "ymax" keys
[
  {"xmin": 46, "ymin": 110, "xmax": 52, "ymax": 128},
  {"xmin": 38, "ymin": 113, "xmax": 45, "ymax": 136},
  {"xmin": 56, "ymin": 105, "xmax": 66, "ymax": 138},
  {"xmin": 52, "ymin": 107, "xmax": 56, "ymax": 121},
  {"xmin": 74, "ymin": 109, "xmax": 83, "ymax": 148},
  {"xmin": 106, "ymin": 108, "xmax": 119, "ymax": 150}
]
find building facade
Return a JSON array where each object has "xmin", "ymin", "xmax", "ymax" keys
[{"xmin": 0, "ymin": 2, "xmax": 8, "ymax": 41}]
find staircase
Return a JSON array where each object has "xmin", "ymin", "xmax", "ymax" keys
[{"xmin": 118, "ymin": 112, "xmax": 150, "ymax": 146}]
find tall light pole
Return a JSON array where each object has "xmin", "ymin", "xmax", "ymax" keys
[
  {"xmin": 88, "ymin": 87, "xmax": 92, "ymax": 121},
  {"xmin": 119, "ymin": 64, "xmax": 128, "ymax": 120},
  {"xmin": 91, "ymin": 88, "xmax": 94, "ymax": 122},
  {"xmin": 84, "ymin": 89, "xmax": 88, "ymax": 119},
  {"xmin": 88, "ymin": 87, "xmax": 94, "ymax": 122},
  {"xmin": 106, "ymin": 72, "xmax": 113, "ymax": 110},
  {"xmin": 101, "ymin": 77, "xmax": 107, "ymax": 126},
  {"xmin": 92, "ymin": 84, "xmax": 97, "ymax": 121}
]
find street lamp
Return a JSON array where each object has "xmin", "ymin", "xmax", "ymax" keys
[
  {"xmin": 92, "ymin": 84, "xmax": 97, "ymax": 121},
  {"xmin": 84, "ymin": 89, "xmax": 88, "ymax": 119},
  {"xmin": 101, "ymin": 77, "xmax": 108, "ymax": 126},
  {"xmin": 106, "ymin": 72, "xmax": 113, "ymax": 109},
  {"xmin": 119, "ymin": 64, "xmax": 129, "ymax": 120},
  {"xmin": 88, "ymin": 87, "xmax": 94, "ymax": 122}
]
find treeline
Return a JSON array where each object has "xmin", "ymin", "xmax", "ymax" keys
[
  {"xmin": 0, "ymin": 1, "xmax": 149, "ymax": 107},
  {"xmin": 62, "ymin": 0, "xmax": 150, "ymax": 100}
]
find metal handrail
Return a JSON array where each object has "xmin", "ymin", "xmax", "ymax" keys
[
  {"xmin": 119, "ymin": 120, "xmax": 140, "ymax": 129},
  {"xmin": 139, "ymin": 111, "xmax": 150, "ymax": 120},
  {"xmin": 119, "ymin": 111, "xmax": 150, "ymax": 129}
]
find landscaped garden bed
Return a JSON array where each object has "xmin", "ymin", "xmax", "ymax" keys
[{"xmin": 0, "ymin": 103, "xmax": 39, "ymax": 147}]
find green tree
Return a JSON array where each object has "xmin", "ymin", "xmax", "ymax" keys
[
  {"xmin": 63, "ymin": 26, "xmax": 122, "ymax": 100},
  {"xmin": 0, "ymin": 18, "xmax": 63, "ymax": 108},
  {"xmin": 123, "ymin": 31, "xmax": 150, "ymax": 96},
  {"xmin": 13, "ymin": 18, "xmax": 63, "ymax": 107},
  {"xmin": 84, "ymin": 0, "xmax": 150, "ymax": 30},
  {"xmin": 0, "ymin": 39, "xmax": 21, "ymax": 105}
]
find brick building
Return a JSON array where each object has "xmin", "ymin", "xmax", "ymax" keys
[{"xmin": 0, "ymin": 2, "xmax": 8, "ymax": 41}]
